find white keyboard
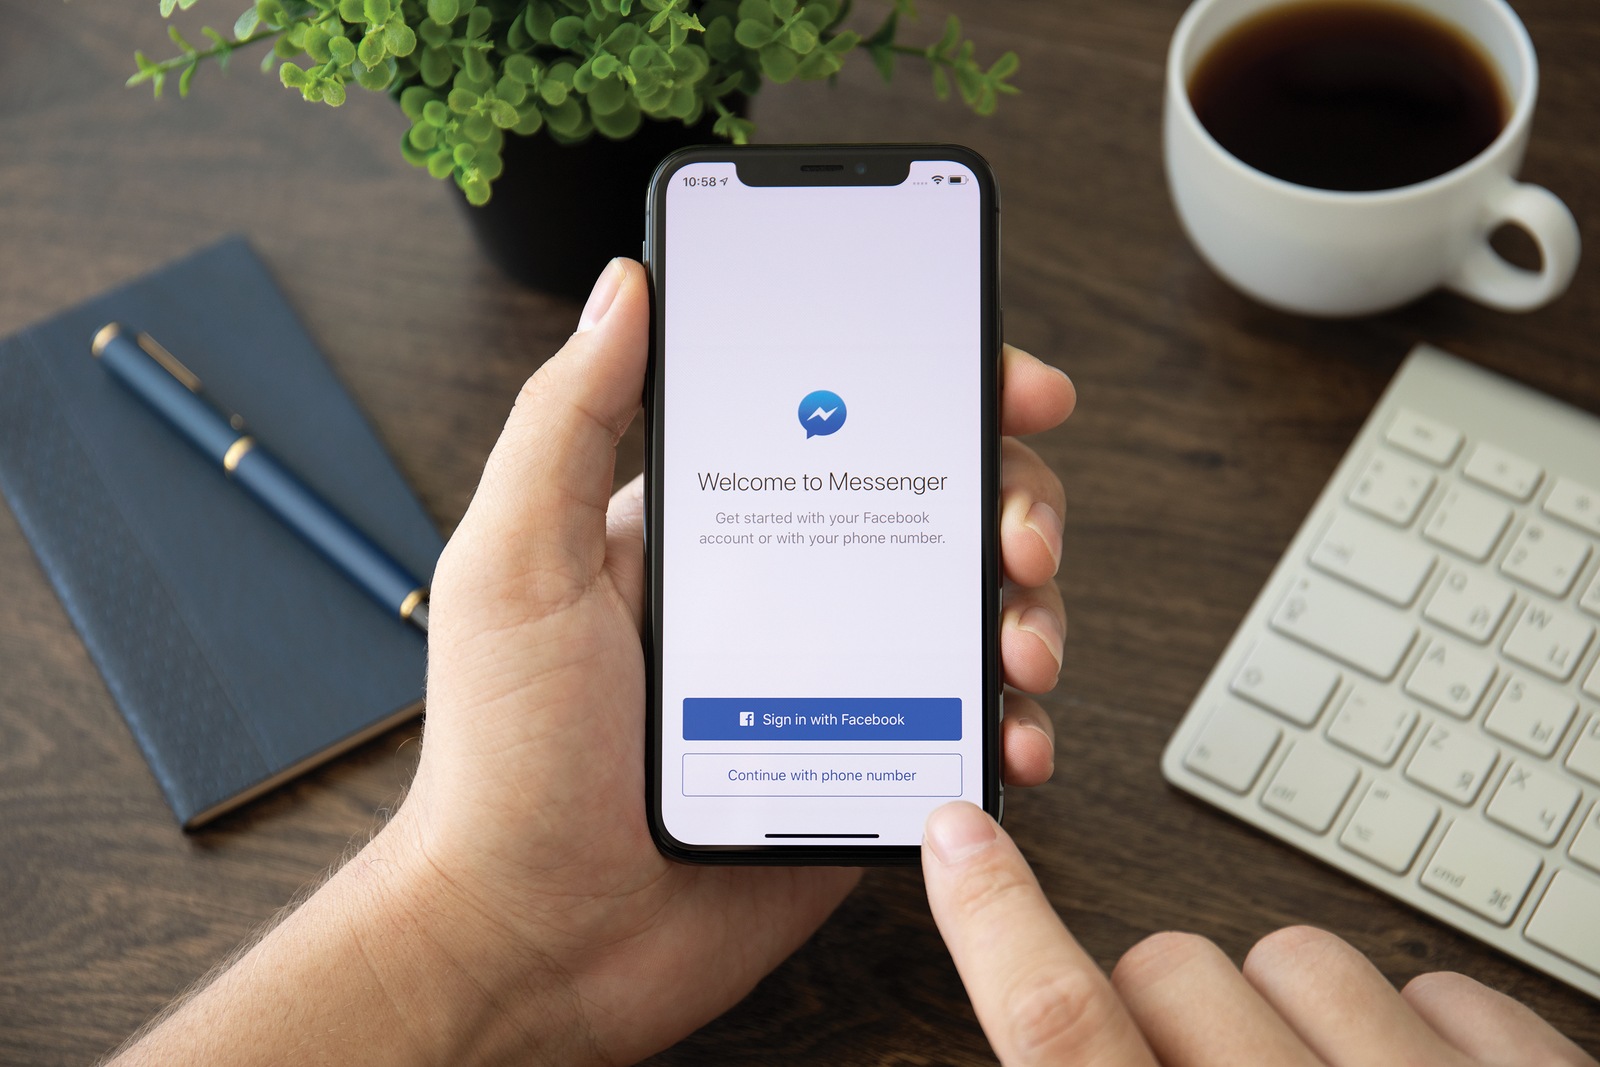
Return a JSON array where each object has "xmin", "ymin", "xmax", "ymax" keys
[{"xmin": 1163, "ymin": 345, "xmax": 1600, "ymax": 1001}]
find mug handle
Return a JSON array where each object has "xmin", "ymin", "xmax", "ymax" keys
[{"xmin": 1445, "ymin": 180, "xmax": 1581, "ymax": 312}]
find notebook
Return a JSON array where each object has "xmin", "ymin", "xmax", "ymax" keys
[{"xmin": 0, "ymin": 236, "xmax": 444, "ymax": 828}]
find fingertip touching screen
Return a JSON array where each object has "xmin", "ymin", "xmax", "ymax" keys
[{"xmin": 657, "ymin": 156, "xmax": 990, "ymax": 850}]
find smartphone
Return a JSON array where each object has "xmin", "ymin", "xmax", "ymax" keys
[{"xmin": 644, "ymin": 144, "xmax": 1001, "ymax": 864}]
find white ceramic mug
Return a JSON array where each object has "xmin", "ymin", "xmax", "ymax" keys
[{"xmin": 1164, "ymin": 0, "xmax": 1581, "ymax": 316}]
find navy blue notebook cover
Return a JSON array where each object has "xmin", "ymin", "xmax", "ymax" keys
[{"xmin": 0, "ymin": 237, "xmax": 443, "ymax": 828}]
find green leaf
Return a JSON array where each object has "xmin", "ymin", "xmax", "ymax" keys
[
  {"xmin": 427, "ymin": 150, "xmax": 455, "ymax": 178},
  {"xmin": 235, "ymin": 8, "xmax": 261, "ymax": 39},
  {"xmin": 512, "ymin": 104, "xmax": 544, "ymax": 135},
  {"xmin": 423, "ymin": 99, "xmax": 451, "ymax": 124},
  {"xmin": 160, "ymin": 0, "xmax": 179, "ymax": 17},
  {"xmin": 786, "ymin": 21, "xmax": 816, "ymax": 53},
  {"xmin": 930, "ymin": 62, "xmax": 948, "ymax": 99},
  {"xmin": 408, "ymin": 121, "xmax": 440, "ymax": 150},
  {"xmin": 447, "ymin": 86, "xmax": 477, "ymax": 111},
  {"xmin": 356, "ymin": 33, "xmax": 383, "ymax": 67},
  {"xmin": 868, "ymin": 42, "xmax": 893, "ymax": 81},
  {"xmin": 322, "ymin": 78, "xmax": 347, "ymax": 105},
  {"xmin": 339, "ymin": 0, "xmax": 365, "ymax": 21},
  {"xmin": 427, "ymin": 0, "xmax": 459, "ymax": 23},
  {"xmin": 932, "ymin": 13, "xmax": 959, "ymax": 58},
  {"xmin": 758, "ymin": 42, "xmax": 797, "ymax": 82},
  {"xmin": 178, "ymin": 61, "xmax": 197, "ymax": 96},
  {"xmin": 463, "ymin": 112, "xmax": 493, "ymax": 139},
  {"xmin": 503, "ymin": 54, "xmax": 537, "ymax": 83},
  {"xmin": 988, "ymin": 50, "xmax": 1018, "ymax": 80},
  {"xmin": 363, "ymin": 0, "xmax": 392, "ymax": 24},
  {"xmin": 329, "ymin": 36, "xmax": 356, "ymax": 65},
  {"xmin": 419, "ymin": 17, "xmax": 453, "ymax": 46},
  {"xmin": 385, "ymin": 21, "xmax": 416, "ymax": 57},
  {"xmin": 356, "ymin": 57, "xmax": 396, "ymax": 89},
  {"xmin": 453, "ymin": 142, "xmax": 477, "ymax": 166},
  {"xmin": 592, "ymin": 51, "xmax": 620, "ymax": 77},
  {"xmin": 550, "ymin": 14, "xmax": 585, "ymax": 48},
  {"xmin": 420, "ymin": 45, "xmax": 454, "ymax": 85},
  {"xmin": 591, "ymin": 98, "xmax": 641, "ymax": 137},
  {"xmin": 733, "ymin": 18, "xmax": 772, "ymax": 48},
  {"xmin": 737, "ymin": 0, "xmax": 772, "ymax": 22},
  {"xmin": 770, "ymin": 0, "xmax": 795, "ymax": 18},
  {"xmin": 489, "ymin": 98, "xmax": 519, "ymax": 127},
  {"xmin": 462, "ymin": 175, "xmax": 492, "ymax": 205},
  {"xmin": 465, "ymin": 7, "xmax": 492, "ymax": 37}
]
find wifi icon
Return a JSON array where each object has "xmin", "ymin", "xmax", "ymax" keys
[{"xmin": 931, "ymin": 175, "xmax": 944, "ymax": 184}]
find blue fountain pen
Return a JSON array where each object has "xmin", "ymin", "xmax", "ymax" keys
[{"xmin": 91, "ymin": 323, "xmax": 430, "ymax": 633}]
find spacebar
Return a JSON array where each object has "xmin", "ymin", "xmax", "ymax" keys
[{"xmin": 1270, "ymin": 572, "xmax": 1417, "ymax": 680}]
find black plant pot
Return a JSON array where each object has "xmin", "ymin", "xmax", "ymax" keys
[{"xmin": 460, "ymin": 111, "xmax": 728, "ymax": 300}]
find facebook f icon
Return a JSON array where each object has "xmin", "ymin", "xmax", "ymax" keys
[{"xmin": 739, "ymin": 711, "xmax": 755, "ymax": 727}]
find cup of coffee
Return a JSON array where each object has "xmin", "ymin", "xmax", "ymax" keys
[{"xmin": 1164, "ymin": 0, "xmax": 1581, "ymax": 316}]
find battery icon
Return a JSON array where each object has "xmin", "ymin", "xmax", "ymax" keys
[{"xmin": 947, "ymin": 174, "xmax": 967, "ymax": 184}]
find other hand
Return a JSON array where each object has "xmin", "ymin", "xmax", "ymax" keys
[{"xmin": 922, "ymin": 801, "xmax": 1597, "ymax": 1067}]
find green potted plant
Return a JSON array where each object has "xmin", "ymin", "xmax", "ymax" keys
[{"xmin": 134, "ymin": 0, "xmax": 1019, "ymax": 295}]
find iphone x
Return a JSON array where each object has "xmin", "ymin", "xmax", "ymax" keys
[{"xmin": 644, "ymin": 144, "xmax": 1001, "ymax": 864}]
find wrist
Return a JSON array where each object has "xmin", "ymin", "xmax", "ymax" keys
[{"xmin": 337, "ymin": 806, "xmax": 601, "ymax": 1067}]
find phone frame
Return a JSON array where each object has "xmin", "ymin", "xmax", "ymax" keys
[{"xmin": 643, "ymin": 143, "xmax": 1003, "ymax": 865}]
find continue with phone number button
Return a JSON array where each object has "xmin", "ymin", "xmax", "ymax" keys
[{"xmin": 682, "ymin": 754, "xmax": 962, "ymax": 797}]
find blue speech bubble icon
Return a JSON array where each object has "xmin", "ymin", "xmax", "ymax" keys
[{"xmin": 798, "ymin": 390, "xmax": 846, "ymax": 438}]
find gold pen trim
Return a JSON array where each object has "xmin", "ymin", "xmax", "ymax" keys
[
  {"xmin": 91, "ymin": 322, "xmax": 122, "ymax": 358},
  {"xmin": 399, "ymin": 587, "xmax": 428, "ymax": 622},
  {"xmin": 222, "ymin": 435, "xmax": 256, "ymax": 475}
]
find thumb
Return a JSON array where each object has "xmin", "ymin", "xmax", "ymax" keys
[
  {"xmin": 923, "ymin": 802, "xmax": 1155, "ymax": 1066},
  {"xmin": 449, "ymin": 258, "xmax": 649, "ymax": 598}
]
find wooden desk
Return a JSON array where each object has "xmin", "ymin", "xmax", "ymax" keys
[{"xmin": 2, "ymin": 2, "xmax": 1596, "ymax": 1062}]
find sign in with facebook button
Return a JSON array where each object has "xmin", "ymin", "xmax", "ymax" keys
[{"xmin": 682, "ymin": 697, "xmax": 961, "ymax": 740}]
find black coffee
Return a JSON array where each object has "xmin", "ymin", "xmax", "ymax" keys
[{"xmin": 1189, "ymin": 0, "xmax": 1507, "ymax": 192}]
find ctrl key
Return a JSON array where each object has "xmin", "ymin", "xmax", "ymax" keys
[
  {"xmin": 1184, "ymin": 702, "xmax": 1280, "ymax": 794},
  {"xmin": 1420, "ymin": 819, "xmax": 1542, "ymax": 926}
]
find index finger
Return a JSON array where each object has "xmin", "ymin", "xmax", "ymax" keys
[
  {"xmin": 1002, "ymin": 344, "xmax": 1077, "ymax": 437},
  {"xmin": 923, "ymin": 802, "xmax": 1156, "ymax": 1067}
]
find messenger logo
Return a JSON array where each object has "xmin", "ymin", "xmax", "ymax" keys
[{"xmin": 798, "ymin": 390, "xmax": 846, "ymax": 438}]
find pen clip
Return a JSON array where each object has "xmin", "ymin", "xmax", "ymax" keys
[{"xmin": 135, "ymin": 332, "xmax": 204, "ymax": 394}]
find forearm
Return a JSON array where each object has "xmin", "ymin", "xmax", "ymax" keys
[{"xmin": 109, "ymin": 814, "xmax": 592, "ymax": 1067}]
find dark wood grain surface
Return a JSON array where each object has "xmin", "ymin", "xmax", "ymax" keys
[{"xmin": 2, "ymin": 2, "xmax": 1597, "ymax": 1063}]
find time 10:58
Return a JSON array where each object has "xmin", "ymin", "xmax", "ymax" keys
[{"xmin": 681, "ymin": 176, "xmax": 728, "ymax": 187}]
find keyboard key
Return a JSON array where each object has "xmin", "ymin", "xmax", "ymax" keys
[
  {"xmin": 1464, "ymin": 442, "xmax": 1542, "ymax": 502},
  {"xmin": 1261, "ymin": 743, "xmax": 1359, "ymax": 833},
  {"xmin": 1271, "ymin": 573, "xmax": 1418, "ymax": 681},
  {"xmin": 1423, "ymin": 566, "xmax": 1514, "ymax": 644},
  {"xmin": 1230, "ymin": 636, "xmax": 1340, "ymax": 727},
  {"xmin": 1571, "ymin": 803, "xmax": 1600, "ymax": 874},
  {"xmin": 1524, "ymin": 871, "xmax": 1600, "ymax": 976},
  {"xmin": 1586, "ymin": 658, "xmax": 1600, "ymax": 702},
  {"xmin": 1567, "ymin": 715, "xmax": 1600, "ymax": 787},
  {"xmin": 1482, "ymin": 675, "xmax": 1575, "ymax": 758},
  {"xmin": 1421, "ymin": 819, "xmax": 1541, "ymax": 926},
  {"xmin": 1184, "ymin": 702, "xmax": 1280, "ymax": 794},
  {"xmin": 1326, "ymin": 686, "xmax": 1417, "ymax": 766},
  {"xmin": 1544, "ymin": 476, "xmax": 1600, "ymax": 537},
  {"xmin": 1385, "ymin": 408, "xmax": 1462, "ymax": 465},
  {"xmin": 1502, "ymin": 603, "xmax": 1593, "ymax": 682},
  {"xmin": 1581, "ymin": 571, "xmax": 1600, "ymax": 621},
  {"xmin": 1311, "ymin": 511, "xmax": 1435, "ymax": 606},
  {"xmin": 1407, "ymin": 723, "xmax": 1498, "ymax": 805},
  {"xmin": 1423, "ymin": 486, "xmax": 1511, "ymax": 562},
  {"xmin": 1340, "ymin": 782, "xmax": 1438, "ymax": 874},
  {"xmin": 1486, "ymin": 762, "xmax": 1580, "ymax": 846},
  {"xmin": 1501, "ymin": 520, "xmax": 1590, "ymax": 598},
  {"xmin": 1349, "ymin": 451, "xmax": 1435, "ymax": 527},
  {"xmin": 1404, "ymin": 640, "xmax": 1496, "ymax": 719}
]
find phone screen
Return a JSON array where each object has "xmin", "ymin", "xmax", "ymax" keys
[{"xmin": 649, "ymin": 149, "xmax": 997, "ymax": 857}]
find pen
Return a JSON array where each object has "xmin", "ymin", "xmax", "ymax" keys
[{"xmin": 91, "ymin": 323, "xmax": 430, "ymax": 634}]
